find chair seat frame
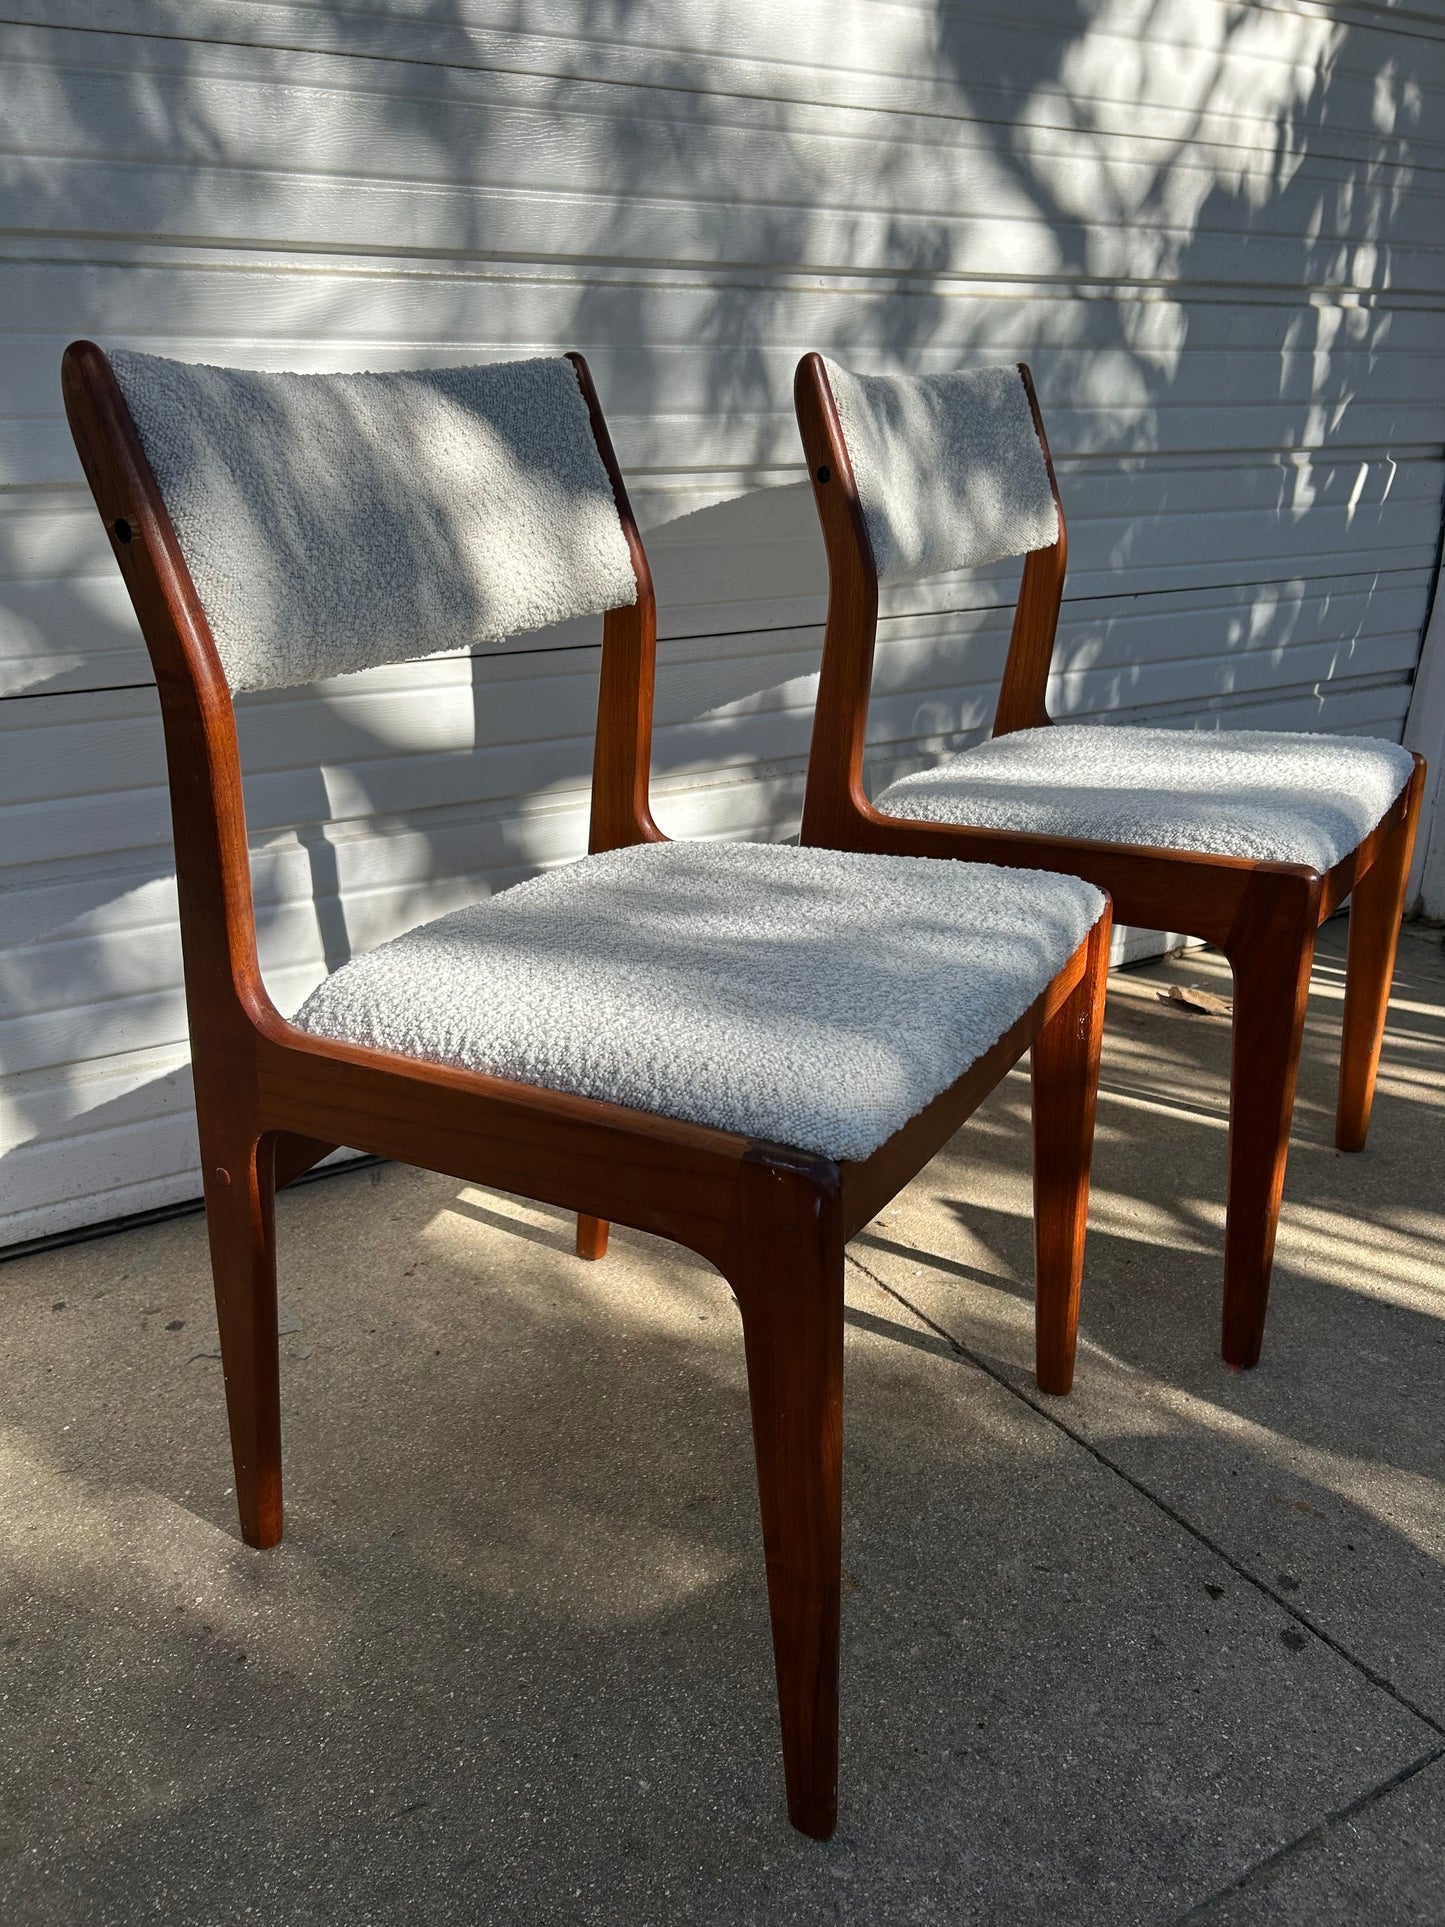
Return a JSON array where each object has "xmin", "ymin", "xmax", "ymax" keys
[
  {"xmin": 793, "ymin": 351, "xmax": 1426, "ymax": 1371},
  {"xmin": 63, "ymin": 339, "xmax": 1111, "ymax": 1840}
]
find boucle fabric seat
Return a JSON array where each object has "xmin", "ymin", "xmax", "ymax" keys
[
  {"xmin": 875, "ymin": 725, "xmax": 1417, "ymax": 874},
  {"xmin": 293, "ymin": 839, "xmax": 1105, "ymax": 1162}
]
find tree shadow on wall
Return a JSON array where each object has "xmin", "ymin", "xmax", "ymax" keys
[{"xmin": 4, "ymin": 0, "xmax": 1439, "ymax": 1232}]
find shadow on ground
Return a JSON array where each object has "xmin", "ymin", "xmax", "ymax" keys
[{"xmin": 1, "ymin": 922, "xmax": 1441, "ymax": 1924}]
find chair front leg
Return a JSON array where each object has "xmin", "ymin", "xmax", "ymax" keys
[
  {"xmin": 575, "ymin": 1214, "xmax": 610, "ymax": 1260},
  {"xmin": 1030, "ymin": 912, "xmax": 1111, "ymax": 1395},
  {"xmin": 726, "ymin": 1154, "xmax": 846, "ymax": 1841},
  {"xmin": 1337, "ymin": 778, "xmax": 1423, "ymax": 1152},
  {"xmin": 1221, "ymin": 881, "xmax": 1320, "ymax": 1370},
  {"xmin": 200, "ymin": 1127, "xmax": 283, "ymax": 1548}
]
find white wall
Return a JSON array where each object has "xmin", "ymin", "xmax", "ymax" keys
[{"xmin": 3, "ymin": 0, "xmax": 1443, "ymax": 1242}]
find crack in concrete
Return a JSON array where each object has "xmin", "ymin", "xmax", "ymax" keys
[
  {"xmin": 1173, "ymin": 1743, "xmax": 1445, "ymax": 1923},
  {"xmin": 844, "ymin": 1251, "xmax": 1443, "ymax": 1742},
  {"xmin": 843, "ymin": 1248, "xmax": 1445, "ymax": 1918}
]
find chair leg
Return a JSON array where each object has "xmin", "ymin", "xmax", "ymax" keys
[
  {"xmin": 575, "ymin": 1214, "xmax": 610, "ymax": 1260},
  {"xmin": 1030, "ymin": 912, "xmax": 1111, "ymax": 1396},
  {"xmin": 201, "ymin": 1131, "xmax": 283, "ymax": 1548},
  {"xmin": 1337, "ymin": 791, "xmax": 1422, "ymax": 1152},
  {"xmin": 726, "ymin": 1156, "xmax": 845, "ymax": 1841},
  {"xmin": 1221, "ymin": 887, "xmax": 1319, "ymax": 1370}
]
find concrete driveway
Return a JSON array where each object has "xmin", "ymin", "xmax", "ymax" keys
[{"xmin": 2, "ymin": 921, "xmax": 1442, "ymax": 1925}]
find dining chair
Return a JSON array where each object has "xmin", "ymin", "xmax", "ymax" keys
[
  {"xmin": 792, "ymin": 350, "xmax": 1425, "ymax": 1372},
  {"xmin": 63, "ymin": 340, "xmax": 1111, "ymax": 1839}
]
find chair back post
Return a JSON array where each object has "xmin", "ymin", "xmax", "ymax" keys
[
  {"xmin": 60, "ymin": 341, "xmax": 276, "ymax": 1094},
  {"xmin": 991, "ymin": 363, "xmax": 1068, "ymax": 739},
  {"xmin": 567, "ymin": 353, "xmax": 665, "ymax": 853},
  {"xmin": 794, "ymin": 353, "xmax": 882, "ymax": 848}
]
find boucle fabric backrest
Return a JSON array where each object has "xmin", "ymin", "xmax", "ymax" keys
[
  {"xmin": 823, "ymin": 360, "xmax": 1059, "ymax": 580},
  {"xmin": 109, "ymin": 351, "xmax": 639, "ymax": 691}
]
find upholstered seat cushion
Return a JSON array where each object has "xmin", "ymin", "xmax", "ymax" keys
[
  {"xmin": 875, "ymin": 725, "xmax": 1415, "ymax": 873},
  {"xmin": 291, "ymin": 839, "xmax": 1104, "ymax": 1162}
]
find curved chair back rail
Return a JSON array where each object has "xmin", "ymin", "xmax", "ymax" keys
[
  {"xmin": 62, "ymin": 338, "xmax": 1113, "ymax": 1842},
  {"xmin": 792, "ymin": 347, "xmax": 1426, "ymax": 1373}
]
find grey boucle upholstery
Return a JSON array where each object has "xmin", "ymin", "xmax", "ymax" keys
[
  {"xmin": 291, "ymin": 839, "xmax": 1105, "ymax": 1162},
  {"xmin": 823, "ymin": 360, "xmax": 1058, "ymax": 580},
  {"xmin": 876, "ymin": 725, "xmax": 1415, "ymax": 873},
  {"xmin": 109, "ymin": 351, "xmax": 638, "ymax": 691}
]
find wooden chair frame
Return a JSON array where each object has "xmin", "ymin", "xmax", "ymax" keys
[
  {"xmin": 793, "ymin": 351, "xmax": 1427, "ymax": 1371},
  {"xmin": 63, "ymin": 339, "xmax": 1111, "ymax": 1840}
]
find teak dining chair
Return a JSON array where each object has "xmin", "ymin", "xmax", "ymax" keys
[
  {"xmin": 793, "ymin": 351, "xmax": 1426, "ymax": 1371},
  {"xmin": 63, "ymin": 339, "xmax": 1112, "ymax": 1840}
]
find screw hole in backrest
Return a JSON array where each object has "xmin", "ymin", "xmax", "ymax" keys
[
  {"xmin": 112, "ymin": 517, "xmax": 133, "ymax": 544},
  {"xmin": 816, "ymin": 466, "xmax": 831, "ymax": 484}
]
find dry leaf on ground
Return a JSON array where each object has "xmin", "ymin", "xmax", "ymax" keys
[{"xmin": 1157, "ymin": 983, "xmax": 1233, "ymax": 1018}]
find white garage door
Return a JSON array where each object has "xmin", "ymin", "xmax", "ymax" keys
[{"xmin": 3, "ymin": 0, "xmax": 1442, "ymax": 1243}]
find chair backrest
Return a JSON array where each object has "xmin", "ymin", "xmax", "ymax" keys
[
  {"xmin": 63, "ymin": 339, "xmax": 662, "ymax": 1039},
  {"xmin": 107, "ymin": 351, "xmax": 640, "ymax": 691},
  {"xmin": 820, "ymin": 359, "xmax": 1058, "ymax": 580},
  {"xmin": 793, "ymin": 353, "xmax": 1068, "ymax": 846}
]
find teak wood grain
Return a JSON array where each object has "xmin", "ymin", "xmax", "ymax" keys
[
  {"xmin": 792, "ymin": 349, "xmax": 1427, "ymax": 1369},
  {"xmin": 63, "ymin": 338, "xmax": 1111, "ymax": 1840}
]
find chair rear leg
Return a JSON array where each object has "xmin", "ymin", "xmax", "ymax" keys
[
  {"xmin": 726, "ymin": 1156, "xmax": 845, "ymax": 1841},
  {"xmin": 1222, "ymin": 888, "xmax": 1318, "ymax": 1370},
  {"xmin": 202, "ymin": 1132, "xmax": 283, "ymax": 1548},
  {"xmin": 1337, "ymin": 782, "xmax": 1422, "ymax": 1152},
  {"xmin": 575, "ymin": 1214, "xmax": 610, "ymax": 1260},
  {"xmin": 1031, "ymin": 911, "xmax": 1111, "ymax": 1396}
]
